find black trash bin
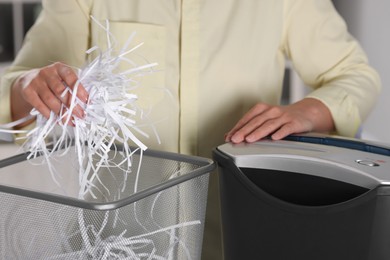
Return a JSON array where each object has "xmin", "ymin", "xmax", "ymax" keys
[{"xmin": 213, "ymin": 134, "xmax": 390, "ymax": 260}]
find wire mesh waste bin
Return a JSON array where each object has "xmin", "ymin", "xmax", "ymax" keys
[
  {"xmin": 0, "ymin": 145, "xmax": 214, "ymax": 260},
  {"xmin": 213, "ymin": 134, "xmax": 390, "ymax": 260}
]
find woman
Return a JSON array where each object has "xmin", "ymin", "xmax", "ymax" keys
[{"xmin": 0, "ymin": 0, "xmax": 381, "ymax": 258}]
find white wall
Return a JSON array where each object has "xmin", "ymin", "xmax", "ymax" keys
[{"xmin": 333, "ymin": 0, "xmax": 390, "ymax": 143}]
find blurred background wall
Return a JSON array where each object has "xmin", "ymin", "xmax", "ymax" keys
[{"xmin": 333, "ymin": 0, "xmax": 390, "ymax": 143}]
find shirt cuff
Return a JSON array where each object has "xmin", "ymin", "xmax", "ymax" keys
[
  {"xmin": 0, "ymin": 70, "xmax": 29, "ymax": 124},
  {"xmin": 306, "ymin": 87, "xmax": 361, "ymax": 137}
]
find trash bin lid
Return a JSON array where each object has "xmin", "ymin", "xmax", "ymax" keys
[{"xmin": 216, "ymin": 135, "xmax": 390, "ymax": 189}]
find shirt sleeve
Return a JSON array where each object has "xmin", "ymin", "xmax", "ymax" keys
[
  {"xmin": 282, "ymin": 0, "xmax": 381, "ymax": 137},
  {"xmin": 0, "ymin": 0, "xmax": 92, "ymax": 124}
]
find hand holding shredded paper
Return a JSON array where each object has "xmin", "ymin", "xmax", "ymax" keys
[{"xmin": 2, "ymin": 17, "xmax": 155, "ymax": 189}]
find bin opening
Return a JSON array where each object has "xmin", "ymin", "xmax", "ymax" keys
[{"xmin": 241, "ymin": 167, "xmax": 370, "ymax": 206}]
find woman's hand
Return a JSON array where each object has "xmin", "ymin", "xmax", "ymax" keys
[
  {"xmin": 11, "ymin": 62, "xmax": 89, "ymax": 128},
  {"xmin": 225, "ymin": 98, "xmax": 335, "ymax": 143}
]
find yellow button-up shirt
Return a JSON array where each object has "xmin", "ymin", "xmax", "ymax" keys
[{"xmin": 0, "ymin": 0, "xmax": 381, "ymax": 158}]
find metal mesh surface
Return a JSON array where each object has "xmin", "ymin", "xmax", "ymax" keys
[{"xmin": 0, "ymin": 148, "xmax": 212, "ymax": 260}]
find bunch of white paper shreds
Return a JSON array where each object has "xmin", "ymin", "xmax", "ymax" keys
[{"xmin": 22, "ymin": 19, "xmax": 156, "ymax": 197}]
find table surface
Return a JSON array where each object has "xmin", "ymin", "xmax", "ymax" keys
[{"xmin": 0, "ymin": 142, "xmax": 23, "ymax": 159}]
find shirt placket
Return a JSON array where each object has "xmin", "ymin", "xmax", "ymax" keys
[{"xmin": 179, "ymin": 0, "xmax": 200, "ymax": 155}]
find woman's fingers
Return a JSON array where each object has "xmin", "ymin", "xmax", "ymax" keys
[
  {"xmin": 16, "ymin": 62, "xmax": 88, "ymax": 124},
  {"xmin": 225, "ymin": 104, "xmax": 285, "ymax": 143},
  {"xmin": 225, "ymin": 103, "xmax": 271, "ymax": 142},
  {"xmin": 225, "ymin": 99, "xmax": 334, "ymax": 144},
  {"xmin": 57, "ymin": 63, "xmax": 88, "ymax": 104}
]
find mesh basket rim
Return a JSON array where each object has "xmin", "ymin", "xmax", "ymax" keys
[{"xmin": 0, "ymin": 146, "xmax": 215, "ymax": 210}]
